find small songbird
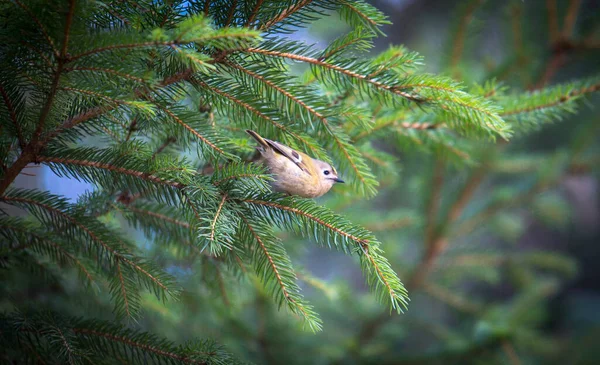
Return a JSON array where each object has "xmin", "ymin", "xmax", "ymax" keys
[{"xmin": 246, "ymin": 130, "xmax": 344, "ymax": 198}]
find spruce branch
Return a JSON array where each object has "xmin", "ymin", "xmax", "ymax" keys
[
  {"xmin": 242, "ymin": 195, "xmax": 408, "ymax": 311},
  {"xmin": 259, "ymin": 0, "xmax": 314, "ymax": 31},
  {"xmin": 11, "ymin": 0, "xmax": 59, "ymax": 57},
  {"xmin": 240, "ymin": 216, "xmax": 322, "ymax": 331},
  {"xmin": 36, "ymin": 155, "xmax": 186, "ymax": 189},
  {"xmin": 562, "ymin": 0, "xmax": 582, "ymax": 39},
  {"xmin": 152, "ymin": 102, "xmax": 229, "ymax": 157},
  {"xmin": 192, "ymin": 77, "xmax": 326, "ymax": 159},
  {"xmin": 1, "ymin": 189, "xmax": 178, "ymax": 318},
  {"xmin": 546, "ymin": 0, "xmax": 560, "ymax": 43},
  {"xmin": 0, "ymin": 85, "xmax": 25, "ymax": 150},
  {"xmin": 0, "ymin": 217, "xmax": 97, "ymax": 286},
  {"xmin": 245, "ymin": 47, "xmax": 422, "ymax": 102},
  {"xmin": 447, "ymin": 0, "xmax": 484, "ymax": 78},
  {"xmin": 246, "ymin": 0, "xmax": 265, "ymax": 26}
]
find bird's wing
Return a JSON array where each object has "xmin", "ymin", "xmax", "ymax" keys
[{"xmin": 264, "ymin": 138, "xmax": 312, "ymax": 175}]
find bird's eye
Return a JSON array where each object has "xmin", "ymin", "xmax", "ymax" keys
[{"xmin": 323, "ymin": 170, "xmax": 330, "ymax": 176}]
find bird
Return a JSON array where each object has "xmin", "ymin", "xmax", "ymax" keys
[{"xmin": 246, "ymin": 130, "xmax": 344, "ymax": 198}]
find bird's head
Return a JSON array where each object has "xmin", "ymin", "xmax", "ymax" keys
[{"xmin": 314, "ymin": 159, "xmax": 344, "ymax": 191}]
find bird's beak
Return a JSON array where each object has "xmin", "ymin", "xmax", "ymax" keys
[{"xmin": 334, "ymin": 177, "xmax": 345, "ymax": 183}]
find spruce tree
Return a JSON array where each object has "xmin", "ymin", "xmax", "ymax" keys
[{"xmin": 0, "ymin": 0, "xmax": 598, "ymax": 364}]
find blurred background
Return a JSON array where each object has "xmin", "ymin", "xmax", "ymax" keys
[{"xmin": 12, "ymin": 0, "xmax": 600, "ymax": 364}]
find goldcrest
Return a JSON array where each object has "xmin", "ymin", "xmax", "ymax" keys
[{"xmin": 246, "ymin": 130, "xmax": 344, "ymax": 198}]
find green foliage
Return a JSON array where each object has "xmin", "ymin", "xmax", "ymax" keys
[
  {"xmin": 0, "ymin": 310, "xmax": 245, "ymax": 364},
  {"xmin": 0, "ymin": 0, "xmax": 599, "ymax": 364}
]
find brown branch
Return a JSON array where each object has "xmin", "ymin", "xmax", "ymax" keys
[
  {"xmin": 245, "ymin": 48, "xmax": 421, "ymax": 101},
  {"xmin": 546, "ymin": 0, "xmax": 559, "ymax": 43},
  {"xmin": 115, "ymin": 260, "xmax": 131, "ymax": 317},
  {"xmin": 41, "ymin": 106, "xmax": 119, "ymax": 144},
  {"xmin": 204, "ymin": 0, "xmax": 210, "ymax": 16},
  {"xmin": 502, "ymin": 341, "xmax": 522, "ymax": 365},
  {"xmin": 151, "ymin": 137, "xmax": 176, "ymax": 159},
  {"xmin": 0, "ymin": 85, "xmax": 25, "ymax": 150},
  {"xmin": 510, "ymin": 2, "xmax": 524, "ymax": 56},
  {"xmin": 36, "ymin": 155, "xmax": 185, "ymax": 188},
  {"xmin": 423, "ymin": 159, "xmax": 444, "ymax": 248},
  {"xmin": 532, "ymin": 52, "xmax": 566, "ymax": 90},
  {"xmin": 245, "ymin": 0, "xmax": 265, "ymax": 27},
  {"xmin": 453, "ymin": 180, "xmax": 550, "ymax": 237},
  {"xmin": 242, "ymin": 218, "xmax": 291, "ymax": 299},
  {"xmin": 259, "ymin": 0, "xmax": 313, "ymax": 31},
  {"xmin": 0, "ymin": 153, "xmax": 35, "ymax": 196},
  {"xmin": 504, "ymin": 81, "xmax": 600, "ymax": 116},
  {"xmin": 449, "ymin": 0, "xmax": 483, "ymax": 78},
  {"xmin": 28, "ymin": 0, "xmax": 76, "ymax": 161},
  {"xmin": 243, "ymin": 199, "xmax": 369, "ymax": 245},
  {"xmin": 73, "ymin": 328, "xmax": 208, "ymax": 364},
  {"xmin": 224, "ymin": 0, "xmax": 238, "ymax": 27},
  {"xmin": 209, "ymin": 194, "xmax": 228, "ymax": 243},
  {"xmin": 562, "ymin": 0, "xmax": 582, "ymax": 39},
  {"xmin": 61, "ymin": 0, "xmax": 76, "ymax": 56},
  {"xmin": 339, "ymin": 0, "xmax": 378, "ymax": 27},
  {"xmin": 410, "ymin": 164, "xmax": 487, "ymax": 289},
  {"xmin": 213, "ymin": 260, "xmax": 230, "ymax": 307},
  {"xmin": 153, "ymin": 103, "xmax": 225, "ymax": 155}
]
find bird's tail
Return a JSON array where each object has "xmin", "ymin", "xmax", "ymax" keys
[{"xmin": 246, "ymin": 130, "xmax": 270, "ymax": 150}]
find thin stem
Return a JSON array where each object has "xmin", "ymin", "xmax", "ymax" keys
[
  {"xmin": 562, "ymin": 0, "xmax": 582, "ymax": 39},
  {"xmin": 0, "ymin": 85, "xmax": 25, "ymax": 150},
  {"xmin": 502, "ymin": 340, "xmax": 522, "ymax": 365},
  {"xmin": 259, "ymin": 0, "xmax": 313, "ymax": 31},
  {"xmin": 423, "ymin": 159, "xmax": 445, "ymax": 248},
  {"xmin": 224, "ymin": 0, "xmax": 238, "ymax": 27},
  {"xmin": 12, "ymin": 0, "xmax": 59, "ymax": 57},
  {"xmin": 410, "ymin": 164, "xmax": 487, "ymax": 289},
  {"xmin": 245, "ymin": 0, "xmax": 265, "ymax": 27},
  {"xmin": 449, "ymin": 0, "xmax": 484, "ymax": 79},
  {"xmin": 546, "ymin": 0, "xmax": 559, "ymax": 43}
]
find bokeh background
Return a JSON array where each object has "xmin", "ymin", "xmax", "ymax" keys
[{"xmin": 12, "ymin": 0, "xmax": 600, "ymax": 364}]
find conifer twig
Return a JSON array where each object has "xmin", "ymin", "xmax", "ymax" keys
[
  {"xmin": 245, "ymin": 48, "xmax": 422, "ymax": 101},
  {"xmin": 502, "ymin": 340, "xmax": 522, "ymax": 365},
  {"xmin": 1, "ymin": 195, "xmax": 171, "ymax": 293},
  {"xmin": 0, "ymin": 85, "xmax": 25, "ymax": 150},
  {"xmin": 546, "ymin": 0, "xmax": 559, "ymax": 43},
  {"xmin": 259, "ymin": 0, "xmax": 314, "ymax": 31},
  {"xmin": 224, "ymin": 0, "xmax": 238, "ymax": 28},
  {"xmin": 423, "ymin": 159, "xmax": 444, "ymax": 249},
  {"xmin": 563, "ymin": 0, "xmax": 582, "ymax": 39},
  {"xmin": 12, "ymin": 0, "xmax": 59, "ymax": 57},
  {"xmin": 36, "ymin": 156, "xmax": 186, "ymax": 188},
  {"xmin": 422, "ymin": 281, "xmax": 481, "ymax": 314},
  {"xmin": 449, "ymin": 0, "xmax": 484, "ymax": 78},
  {"xmin": 72, "ymin": 328, "xmax": 210, "ymax": 364},
  {"xmin": 410, "ymin": 163, "xmax": 487, "ymax": 288},
  {"xmin": 245, "ymin": 0, "xmax": 265, "ymax": 27}
]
